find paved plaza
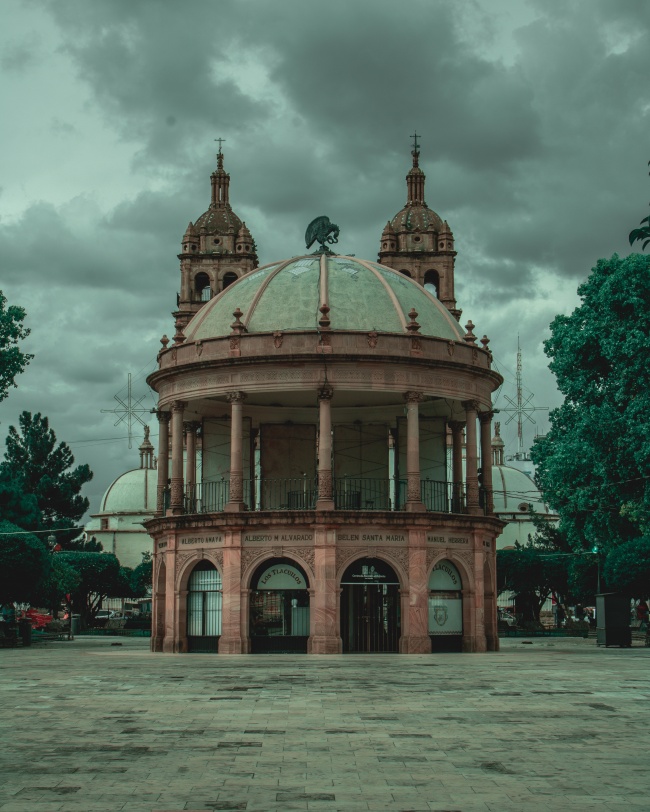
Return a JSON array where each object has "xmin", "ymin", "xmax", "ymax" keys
[{"xmin": 1, "ymin": 637, "xmax": 649, "ymax": 812}]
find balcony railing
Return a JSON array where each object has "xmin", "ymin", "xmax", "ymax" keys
[{"xmin": 181, "ymin": 477, "xmax": 472, "ymax": 515}]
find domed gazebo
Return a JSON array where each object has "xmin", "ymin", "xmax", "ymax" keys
[{"xmin": 146, "ymin": 247, "xmax": 504, "ymax": 655}]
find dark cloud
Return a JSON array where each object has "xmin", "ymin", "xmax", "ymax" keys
[{"xmin": 1, "ymin": 0, "xmax": 648, "ymax": 514}]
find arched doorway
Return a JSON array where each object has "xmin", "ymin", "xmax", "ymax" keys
[
  {"xmin": 429, "ymin": 560, "xmax": 463, "ymax": 652},
  {"xmin": 249, "ymin": 558, "xmax": 310, "ymax": 653},
  {"xmin": 340, "ymin": 558, "xmax": 401, "ymax": 653},
  {"xmin": 187, "ymin": 561, "xmax": 222, "ymax": 653}
]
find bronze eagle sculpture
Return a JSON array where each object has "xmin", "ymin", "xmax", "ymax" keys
[{"xmin": 305, "ymin": 216, "xmax": 340, "ymax": 254}]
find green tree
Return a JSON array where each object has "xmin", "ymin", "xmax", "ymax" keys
[
  {"xmin": 55, "ymin": 552, "xmax": 121, "ymax": 627},
  {"xmin": 629, "ymin": 160, "xmax": 650, "ymax": 251},
  {"xmin": 0, "ymin": 520, "xmax": 51, "ymax": 605},
  {"xmin": 604, "ymin": 536, "xmax": 650, "ymax": 598},
  {"xmin": 0, "ymin": 412, "xmax": 93, "ymax": 545},
  {"xmin": 531, "ymin": 253, "xmax": 650, "ymax": 554},
  {"xmin": 0, "ymin": 291, "xmax": 33, "ymax": 403},
  {"xmin": 497, "ymin": 543, "xmax": 568, "ymax": 623}
]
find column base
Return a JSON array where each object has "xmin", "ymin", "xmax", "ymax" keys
[
  {"xmin": 468, "ymin": 505, "xmax": 483, "ymax": 516},
  {"xmin": 309, "ymin": 635, "xmax": 342, "ymax": 654},
  {"xmin": 151, "ymin": 636, "xmax": 164, "ymax": 652},
  {"xmin": 224, "ymin": 501, "xmax": 246, "ymax": 513},
  {"xmin": 315, "ymin": 498, "xmax": 335, "ymax": 511},
  {"xmin": 405, "ymin": 501, "xmax": 426, "ymax": 513},
  {"xmin": 399, "ymin": 634, "xmax": 432, "ymax": 654},
  {"xmin": 218, "ymin": 636, "xmax": 247, "ymax": 653},
  {"xmin": 162, "ymin": 637, "xmax": 177, "ymax": 653},
  {"xmin": 486, "ymin": 634, "xmax": 499, "ymax": 652}
]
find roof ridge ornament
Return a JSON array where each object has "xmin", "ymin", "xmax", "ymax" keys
[{"xmin": 305, "ymin": 216, "xmax": 340, "ymax": 255}]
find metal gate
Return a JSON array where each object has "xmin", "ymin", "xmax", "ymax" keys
[{"xmin": 340, "ymin": 559, "xmax": 401, "ymax": 653}]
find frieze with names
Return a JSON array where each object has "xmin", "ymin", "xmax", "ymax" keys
[
  {"xmin": 337, "ymin": 532, "xmax": 406, "ymax": 543},
  {"xmin": 178, "ymin": 535, "xmax": 223, "ymax": 545},
  {"xmin": 244, "ymin": 531, "xmax": 314, "ymax": 544},
  {"xmin": 427, "ymin": 535, "xmax": 470, "ymax": 545}
]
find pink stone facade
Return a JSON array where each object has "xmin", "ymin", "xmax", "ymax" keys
[{"xmin": 145, "ymin": 144, "xmax": 504, "ymax": 655}]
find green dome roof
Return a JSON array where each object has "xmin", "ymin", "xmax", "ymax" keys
[{"xmin": 184, "ymin": 255, "xmax": 463, "ymax": 341}]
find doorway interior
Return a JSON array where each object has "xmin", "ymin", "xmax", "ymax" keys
[
  {"xmin": 249, "ymin": 558, "xmax": 310, "ymax": 653},
  {"xmin": 340, "ymin": 558, "xmax": 401, "ymax": 653}
]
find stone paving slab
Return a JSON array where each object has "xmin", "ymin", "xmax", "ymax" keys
[{"xmin": 1, "ymin": 636, "xmax": 649, "ymax": 811}]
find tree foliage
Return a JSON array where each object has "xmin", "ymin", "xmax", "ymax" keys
[
  {"xmin": 0, "ymin": 520, "xmax": 51, "ymax": 605},
  {"xmin": 55, "ymin": 552, "xmax": 121, "ymax": 626},
  {"xmin": 604, "ymin": 536, "xmax": 650, "ymax": 598},
  {"xmin": 629, "ymin": 160, "xmax": 650, "ymax": 251},
  {"xmin": 0, "ymin": 412, "xmax": 93, "ymax": 545},
  {"xmin": 0, "ymin": 291, "xmax": 33, "ymax": 403},
  {"xmin": 531, "ymin": 253, "xmax": 650, "ymax": 553}
]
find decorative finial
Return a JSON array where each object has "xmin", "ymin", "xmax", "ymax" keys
[
  {"xmin": 406, "ymin": 308, "xmax": 421, "ymax": 333},
  {"xmin": 319, "ymin": 304, "xmax": 331, "ymax": 330},
  {"xmin": 410, "ymin": 131, "xmax": 420, "ymax": 167},
  {"xmin": 480, "ymin": 335, "xmax": 490, "ymax": 350},
  {"xmin": 463, "ymin": 320, "xmax": 477, "ymax": 345},
  {"xmin": 160, "ymin": 334, "xmax": 169, "ymax": 349},
  {"xmin": 214, "ymin": 137, "xmax": 226, "ymax": 155},
  {"xmin": 230, "ymin": 307, "xmax": 246, "ymax": 334},
  {"xmin": 305, "ymin": 216, "xmax": 340, "ymax": 255}
]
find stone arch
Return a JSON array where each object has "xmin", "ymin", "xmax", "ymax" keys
[
  {"xmin": 426, "ymin": 550, "xmax": 474, "ymax": 591},
  {"xmin": 194, "ymin": 271, "xmax": 212, "ymax": 302},
  {"xmin": 336, "ymin": 550, "xmax": 407, "ymax": 590},
  {"xmin": 398, "ymin": 269, "xmax": 412, "ymax": 278},
  {"xmin": 176, "ymin": 549, "xmax": 223, "ymax": 592},
  {"xmin": 423, "ymin": 269, "xmax": 440, "ymax": 298},
  {"xmin": 242, "ymin": 550, "xmax": 315, "ymax": 591},
  {"xmin": 221, "ymin": 271, "xmax": 238, "ymax": 291}
]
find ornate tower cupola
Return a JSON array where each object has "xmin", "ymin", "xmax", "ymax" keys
[
  {"xmin": 174, "ymin": 145, "xmax": 259, "ymax": 331},
  {"xmin": 378, "ymin": 135, "xmax": 460, "ymax": 321}
]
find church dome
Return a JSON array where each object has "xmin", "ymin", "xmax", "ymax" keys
[
  {"xmin": 194, "ymin": 206, "xmax": 242, "ymax": 235},
  {"xmin": 390, "ymin": 204, "xmax": 443, "ymax": 234},
  {"xmin": 183, "ymin": 254, "xmax": 464, "ymax": 342},
  {"xmin": 100, "ymin": 468, "xmax": 157, "ymax": 514},
  {"xmin": 492, "ymin": 465, "xmax": 550, "ymax": 515}
]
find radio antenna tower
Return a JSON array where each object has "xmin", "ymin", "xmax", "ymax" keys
[
  {"xmin": 501, "ymin": 336, "xmax": 548, "ymax": 452},
  {"xmin": 101, "ymin": 373, "xmax": 150, "ymax": 448}
]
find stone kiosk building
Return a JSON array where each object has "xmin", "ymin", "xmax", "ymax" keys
[{"xmin": 146, "ymin": 146, "xmax": 504, "ymax": 655}]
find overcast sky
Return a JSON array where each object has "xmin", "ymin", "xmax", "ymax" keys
[{"xmin": 0, "ymin": 0, "xmax": 648, "ymax": 518}]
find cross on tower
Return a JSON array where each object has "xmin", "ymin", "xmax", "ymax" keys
[
  {"xmin": 214, "ymin": 137, "xmax": 226, "ymax": 154},
  {"xmin": 410, "ymin": 131, "xmax": 420, "ymax": 152}
]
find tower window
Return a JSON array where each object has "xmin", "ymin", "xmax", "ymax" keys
[
  {"xmin": 399, "ymin": 270, "xmax": 412, "ymax": 278},
  {"xmin": 213, "ymin": 238, "xmax": 220, "ymax": 245},
  {"xmin": 424, "ymin": 269, "xmax": 440, "ymax": 298},
  {"xmin": 222, "ymin": 272, "xmax": 238, "ymax": 290},
  {"xmin": 194, "ymin": 272, "xmax": 211, "ymax": 302},
  {"xmin": 414, "ymin": 236, "xmax": 421, "ymax": 242}
]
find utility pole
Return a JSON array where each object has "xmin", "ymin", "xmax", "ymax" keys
[{"xmin": 502, "ymin": 336, "xmax": 548, "ymax": 457}]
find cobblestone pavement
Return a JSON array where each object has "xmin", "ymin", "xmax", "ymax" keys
[{"xmin": 1, "ymin": 637, "xmax": 649, "ymax": 812}]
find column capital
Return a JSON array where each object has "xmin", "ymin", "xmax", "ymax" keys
[
  {"xmin": 318, "ymin": 384, "xmax": 334, "ymax": 401},
  {"xmin": 448, "ymin": 420, "xmax": 466, "ymax": 432},
  {"xmin": 170, "ymin": 399, "xmax": 187, "ymax": 413},
  {"xmin": 225, "ymin": 391, "xmax": 247, "ymax": 404},
  {"xmin": 156, "ymin": 410, "xmax": 171, "ymax": 425},
  {"xmin": 183, "ymin": 420, "xmax": 201, "ymax": 433},
  {"xmin": 478, "ymin": 410, "xmax": 495, "ymax": 424},
  {"xmin": 462, "ymin": 399, "xmax": 480, "ymax": 412},
  {"xmin": 404, "ymin": 391, "xmax": 425, "ymax": 404}
]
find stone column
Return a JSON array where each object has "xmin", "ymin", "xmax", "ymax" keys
[
  {"xmin": 156, "ymin": 411, "xmax": 171, "ymax": 514},
  {"xmin": 316, "ymin": 385, "xmax": 334, "ymax": 510},
  {"xmin": 170, "ymin": 401, "xmax": 186, "ymax": 514},
  {"xmin": 219, "ymin": 531, "xmax": 245, "ymax": 653},
  {"xmin": 311, "ymin": 526, "xmax": 341, "ymax": 653},
  {"xmin": 473, "ymin": 537, "xmax": 487, "ymax": 652},
  {"xmin": 162, "ymin": 548, "xmax": 177, "ymax": 653},
  {"xmin": 448, "ymin": 420, "xmax": 465, "ymax": 513},
  {"xmin": 463, "ymin": 400, "xmax": 481, "ymax": 515},
  {"xmin": 478, "ymin": 411, "xmax": 494, "ymax": 514},
  {"xmin": 225, "ymin": 392, "xmax": 246, "ymax": 512},
  {"xmin": 184, "ymin": 422, "xmax": 199, "ymax": 489},
  {"xmin": 401, "ymin": 529, "xmax": 431, "ymax": 653},
  {"xmin": 404, "ymin": 392, "xmax": 426, "ymax": 512}
]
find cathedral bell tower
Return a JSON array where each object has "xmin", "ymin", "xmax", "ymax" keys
[
  {"xmin": 378, "ymin": 137, "xmax": 460, "ymax": 321},
  {"xmin": 174, "ymin": 146, "xmax": 258, "ymax": 332}
]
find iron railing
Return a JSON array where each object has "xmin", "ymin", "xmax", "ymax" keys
[{"xmin": 182, "ymin": 477, "xmax": 470, "ymax": 514}]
